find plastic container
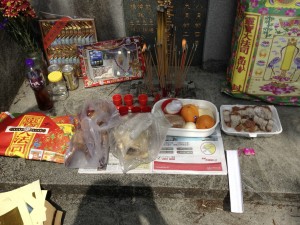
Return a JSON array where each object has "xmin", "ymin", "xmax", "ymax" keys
[
  {"xmin": 48, "ymin": 71, "xmax": 69, "ymax": 101},
  {"xmin": 48, "ymin": 64, "xmax": 61, "ymax": 73},
  {"xmin": 119, "ymin": 106, "xmax": 129, "ymax": 116},
  {"xmin": 138, "ymin": 94, "xmax": 148, "ymax": 106},
  {"xmin": 152, "ymin": 98, "xmax": 219, "ymax": 137},
  {"xmin": 112, "ymin": 94, "xmax": 122, "ymax": 107},
  {"xmin": 124, "ymin": 94, "xmax": 133, "ymax": 109},
  {"xmin": 220, "ymin": 105, "xmax": 282, "ymax": 137}
]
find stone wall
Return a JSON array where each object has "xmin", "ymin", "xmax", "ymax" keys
[
  {"xmin": 33, "ymin": 0, "xmax": 126, "ymax": 41},
  {"xmin": 0, "ymin": 32, "xmax": 25, "ymax": 111},
  {"xmin": 0, "ymin": 0, "xmax": 236, "ymax": 110},
  {"xmin": 203, "ymin": 0, "xmax": 237, "ymax": 71}
]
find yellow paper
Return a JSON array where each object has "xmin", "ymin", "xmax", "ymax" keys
[
  {"xmin": 0, "ymin": 195, "xmax": 33, "ymax": 225},
  {"xmin": 0, "ymin": 180, "xmax": 47, "ymax": 224}
]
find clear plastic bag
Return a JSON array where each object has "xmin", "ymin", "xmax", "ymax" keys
[
  {"xmin": 109, "ymin": 111, "xmax": 171, "ymax": 173},
  {"xmin": 65, "ymin": 99, "xmax": 121, "ymax": 169}
]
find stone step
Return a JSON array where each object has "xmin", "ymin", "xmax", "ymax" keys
[{"xmin": 48, "ymin": 192, "xmax": 300, "ymax": 225}]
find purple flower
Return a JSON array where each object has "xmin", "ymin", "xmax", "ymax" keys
[
  {"xmin": 281, "ymin": 21, "xmax": 290, "ymax": 27},
  {"xmin": 258, "ymin": 7, "xmax": 269, "ymax": 15},
  {"xmin": 285, "ymin": 9, "xmax": 296, "ymax": 16},
  {"xmin": 250, "ymin": 0, "xmax": 259, "ymax": 8},
  {"xmin": 290, "ymin": 97, "xmax": 298, "ymax": 103},
  {"xmin": 267, "ymin": 96, "xmax": 275, "ymax": 102},
  {"xmin": 0, "ymin": 18, "xmax": 8, "ymax": 30},
  {"xmin": 274, "ymin": 22, "xmax": 280, "ymax": 29},
  {"xmin": 294, "ymin": 20, "xmax": 300, "ymax": 25},
  {"xmin": 260, "ymin": 82, "xmax": 297, "ymax": 95},
  {"xmin": 291, "ymin": 28, "xmax": 300, "ymax": 34},
  {"xmin": 273, "ymin": 76, "xmax": 290, "ymax": 82}
]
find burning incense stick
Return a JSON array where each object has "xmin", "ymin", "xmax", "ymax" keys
[{"xmin": 141, "ymin": 2, "xmax": 198, "ymax": 97}]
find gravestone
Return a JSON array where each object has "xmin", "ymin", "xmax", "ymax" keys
[{"xmin": 123, "ymin": 0, "xmax": 208, "ymax": 65}]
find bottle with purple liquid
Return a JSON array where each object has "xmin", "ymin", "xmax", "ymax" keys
[{"xmin": 25, "ymin": 58, "xmax": 53, "ymax": 111}]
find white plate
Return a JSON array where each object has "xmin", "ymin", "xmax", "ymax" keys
[
  {"xmin": 152, "ymin": 98, "xmax": 219, "ymax": 137},
  {"xmin": 220, "ymin": 105, "xmax": 282, "ymax": 137}
]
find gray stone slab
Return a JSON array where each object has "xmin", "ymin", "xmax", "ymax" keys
[
  {"xmin": 0, "ymin": 33, "xmax": 25, "ymax": 111},
  {"xmin": 49, "ymin": 193, "xmax": 300, "ymax": 225},
  {"xmin": 2, "ymin": 67, "xmax": 300, "ymax": 205},
  {"xmin": 203, "ymin": 0, "xmax": 237, "ymax": 63}
]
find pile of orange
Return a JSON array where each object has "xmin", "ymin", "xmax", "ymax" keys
[
  {"xmin": 196, "ymin": 115, "xmax": 215, "ymax": 129},
  {"xmin": 177, "ymin": 103, "xmax": 216, "ymax": 129}
]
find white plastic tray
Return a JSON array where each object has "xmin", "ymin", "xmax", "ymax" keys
[
  {"xmin": 220, "ymin": 105, "xmax": 282, "ymax": 137},
  {"xmin": 152, "ymin": 98, "xmax": 219, "ymax": 137}
]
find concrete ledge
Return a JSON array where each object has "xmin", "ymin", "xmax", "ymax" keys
[{"xmin": 1, "ymin": 68, "xmax": 300, "ymax": 206}]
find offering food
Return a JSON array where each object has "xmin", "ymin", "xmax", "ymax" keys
[
  {"xmin": 164, "ymin": 99, "xmax": 183, "ymax": 114},
  {"xmin": 165, "ymin": 114, "xmax": 185, "ymax": 128},
  {"xmin": 223, "ymin": 105, "xmax": 274, "ymax": 132},
  {"xmin": 180, "ymin": 104, "xmax": 199, "ymax": 122},
  {"xmin": 196, "ymin": 115, "xmax": 215, "ymax": 129},
  {"xmin": 184, "ymin": 122, "xmax": 197, "ymax": 129},
  {"xmin": 152, "ymin": 98, "xmax": 219, "ymax": 137},
  {"xmin": 161, "ymin": 98, "xmax": 216, "ymax": 130}
]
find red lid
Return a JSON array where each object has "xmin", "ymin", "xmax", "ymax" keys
[
  {"xmin": 131, "ymin": 106, "xmax": 141, "ymax": 113},
  {"xmin": 119, "ymin": 106, "xmax": 129, "ymax": 116},
  {"xmin": 141, "ymin": 106, "xmax": 152, "ymax": 113}
]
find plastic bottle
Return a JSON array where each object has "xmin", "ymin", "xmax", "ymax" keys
[
  {"xmin": 25, "ymin": 58, "xmax": 54, "ymax": 111},
  {"xmin": 48, "ymin": 71, "xmax": 69, "ymax": 101},
  {"xmin": 26, "ymin": 51, "xmax": 49, "ymax": 85}
]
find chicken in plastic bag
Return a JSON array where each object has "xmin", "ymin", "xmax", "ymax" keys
[
  {"xmin": 65, "ymin": 99, "xmax": 121, "ymax": 169},
  {"xmin": 109, "ymin": 111, "xmax": 171, "ymax": 173}
]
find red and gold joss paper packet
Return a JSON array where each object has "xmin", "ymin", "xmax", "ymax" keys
[{"xmin": 0, "ymin": 112, "xmax": 76, "ymax": 163}]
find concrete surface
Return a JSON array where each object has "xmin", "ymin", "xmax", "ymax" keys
[
  {"xmin": 50, "ymin": 193, "xmax": 300, "ymax": 225},
  {"xmin": 0, "ymin": 32, "xmax": 25, "ymax": 111},
  {"xmin": 204, "ymin": 0, "xmax": 236, "ymax": 62},
  {"xmin": 2, "ymin": 67, "xmax": 300, "ymax": 205}
]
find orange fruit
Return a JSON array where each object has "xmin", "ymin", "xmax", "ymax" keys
[
  {"xmin": 180, "ymin": 104, "xmax": 199, "ymax": 122},
  {"xmin": 196, "ymin": 115, "xmax": 215, "ymax": 129}
]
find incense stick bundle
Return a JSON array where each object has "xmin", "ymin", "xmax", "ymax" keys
[
  {"xmin": 142, "ymin": 44, "xmax": 154, "ymax": 93},
  {"xmin": 174, "ymin": 41, "xmax": 198, "ymax": 91},
  {"xmin": 156, "ymin": 5, "xmax": 168, "ymax": 91},
  {"xmin": 143, "ymin": 2, "xmax": 198, "ymax": 97}
]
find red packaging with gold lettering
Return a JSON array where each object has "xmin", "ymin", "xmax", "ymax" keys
[{"xmin": 0, "ymin": 112, "xmax": 76, "ymax": 163}]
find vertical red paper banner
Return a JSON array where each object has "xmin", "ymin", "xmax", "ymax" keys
[{"xmin": 43, "ymin": 17, "xmax": 71, "ymax": 51}]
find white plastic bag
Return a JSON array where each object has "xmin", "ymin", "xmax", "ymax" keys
[
  {"xmin": 109, "ymin": 112, "xmax": 171, "ymax": 173},
  {"xmin": 65, "ymin": 99, "xmax": 121, "ymax": 169}
]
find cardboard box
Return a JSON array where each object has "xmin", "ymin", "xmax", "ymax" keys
[
  {"xmin": 77, "ymin": 36, "xmax": 145, "ymax": 88},
  {"xmin": 39, "ymin": 17, "xmax": 97, "ymax": 77},
  {"xmin": 44, "ymin": 201, "xmax": 63, "ymax": 225}
]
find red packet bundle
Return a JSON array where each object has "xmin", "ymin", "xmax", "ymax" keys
[{"xmin": 0, "ymin": 112, "xmax": 75, "ymax": 163}]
